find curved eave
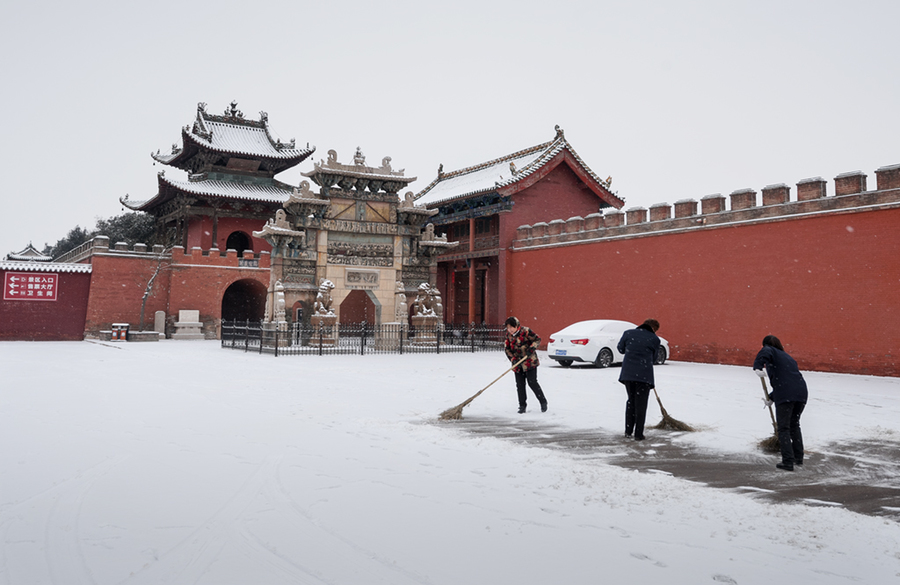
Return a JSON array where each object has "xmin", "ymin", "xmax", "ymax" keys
[
  {"xmin": 151, "ymin": 128, "xmax": 315, "ymax": 174},
  {"xmin": 499, "ymin": 148, "xmax": 624, "ymax": 209},
  {"xmin": 420, "ymin": 139, "xmax": 624, "ymax": 210},
  {"xmin": 120, "ymin": 195, "xmax": 155, "ymax": 212},
  {"xmin": 6, "ymin": 254, "xmax": 52, "ymax": 262},
  {"xmin": 121, "ymin": 173, "xmax": 294, "ymax": 214},
  {"xmin": 414, "ymin": 140, "xmax": 554, "ymax": 203},
  {"xmin": 183, "ymin": 127, "xmax": 315, "ymax": 164}
]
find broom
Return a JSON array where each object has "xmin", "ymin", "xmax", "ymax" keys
[
  {"xmin": 439, "ymin": 356, "xmax": 529, "ymax": 420},
  {"xmin": 650, "ymin": 387, "xmax": 695, "ymax": 431},
  {"xmin": 757, "ymin": 377, "xmax": 781, "ymax": 452}
]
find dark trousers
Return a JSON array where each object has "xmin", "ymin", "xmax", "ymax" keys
[
  {"xmin": 775, "ymin": 401, "xmax": 805, "ymax": 465},
  {"xmin": 624, "ymin": 381, "xmax": 652, "ymax": 438},
  {"xmin": 515, "ymin": 368, "xmax": 547, "ymax": 408}
]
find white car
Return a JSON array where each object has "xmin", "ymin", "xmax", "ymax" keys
[{"xmin": 546, "ymin": 320, "xmax": 670, "ymax": 368}]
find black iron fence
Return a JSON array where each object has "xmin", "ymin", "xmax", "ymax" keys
[{"xmin": 220, "ymin": 320, "xmax": 506, "ymax": 356}]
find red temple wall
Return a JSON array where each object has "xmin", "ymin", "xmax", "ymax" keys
[
  {"xmin": 83, "ymin": 254, "xmax": 172, "ymax": 334},
  {"xmin": 0, "ymin": 268, "xmax": 91, "ymax": 341},
  {"xmin": 496, "ymin": 161, "xmax": 616, "ymax": 319},
  {"xmin": 499, "ymin": 162, "xmax": 612, "ymax": 244},
  {"xmin": 506, "ymin": 206, "xmax": 900, "ymax": 376},
  {"xmin": 83, "ymin": 247, "xmax": 270, "ymax": 336},
  {"xmin": 183, "ymin": 216, "xmax": 273, "ymax": 253}
]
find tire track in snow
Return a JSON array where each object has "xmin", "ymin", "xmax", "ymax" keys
[
  {"xmin": 118, "ymin": 455, "xmax": 284, "ymax": 585},
  {"xmin": 269, "ymin": 462, "xmax": 434, "ymax": 585},
  {"xmin": 43, "ymin": 455, "xmax": 130, "ymax": 585}
]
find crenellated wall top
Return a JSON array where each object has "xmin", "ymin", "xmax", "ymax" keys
[{"xmin": 513, "ymin": 163, "xmax": 900, "ymax": 249}]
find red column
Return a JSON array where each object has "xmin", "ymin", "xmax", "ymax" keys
[
  {"xmin": 482, "ymin": 264, "xmax": 490, "ymax": 325},
  {"xmin": 467, "ymin": 218, "xmax": 475, "ymax": 324}
]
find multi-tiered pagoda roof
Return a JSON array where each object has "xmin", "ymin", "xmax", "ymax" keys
[{"xmin": 122, "ymin": 101, "xmax": 315, "ymax": 214}]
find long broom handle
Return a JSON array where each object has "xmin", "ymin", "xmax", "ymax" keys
[
  {"xmin": 760, "ymin": 377, "xmax": 778, "ymax": 434},
  {"xmin": 652, "ymin": 387, "xmax": 669, "ymax": 417},
  {"xmin": 457, "ymin": 355, "xmax": 530, "ymax": 407},
  {"xmin": 480, "ymin": 355, "xmax": 530, "ymax": 395}
]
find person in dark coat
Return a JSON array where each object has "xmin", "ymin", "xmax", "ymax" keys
[
  {"xmin": 504, "ymin": 316, "xmax": 548, "ymax": 414},
  {"xmin": 753, "ymin": 335, "xmax": 808, "ymax": 471},
  {"xmin": 617, "ymin": 319, "xmax": 661, "ymax": 441}
]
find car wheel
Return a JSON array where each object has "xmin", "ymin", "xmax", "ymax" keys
[
  {"xmin": 595, "ymin": 348, "xmax": 613, "ymax": 368},
  {"xmin": 654, "ymin": 347, "xmax": 667, "ymax": 365},
  {"xmin": 558, "ymin": 359, "xmax": 573, "ymax": 368}
]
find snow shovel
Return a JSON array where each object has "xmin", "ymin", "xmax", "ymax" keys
[
  {"xmin": 757, "ymin": 377, "xmax": 781, "ymax": 452},
  {"xmin": 650, "ymin": 387, "xmax": 695, "ymax": 432},
  {"xmin": 439, "ymin": 356, "xmax": 529, "ymax": 420}
]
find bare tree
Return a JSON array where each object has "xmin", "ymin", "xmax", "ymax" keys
[{"xmin": 139, "ymin": 246, "xmax": 172, "ymax": 332}]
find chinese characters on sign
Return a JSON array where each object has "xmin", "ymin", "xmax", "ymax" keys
[
  {"xmin": 345, "ymin": 269, "xmax": 379, "ymax": 289},
  {"xmin": 4, "ymin": 272, "xmax": 59, "ymax": 301}
]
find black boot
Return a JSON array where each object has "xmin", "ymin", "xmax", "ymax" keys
[{"xmin": 518, "ymin": 405, "xmax": 526, "ymax": 414}]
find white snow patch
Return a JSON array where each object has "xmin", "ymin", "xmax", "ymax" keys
[{"xmin": 1, "ymin": 343, "xmax": 899, "ymax": 584}]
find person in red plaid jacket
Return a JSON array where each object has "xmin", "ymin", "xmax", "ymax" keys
[{"xmin": 504, "ymin": 316, "xmax": 548, "ymax": 414}]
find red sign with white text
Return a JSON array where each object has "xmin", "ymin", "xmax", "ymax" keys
[{"xmin": 4, "ymin": 272, "xmax": 59, "ymax": 301}]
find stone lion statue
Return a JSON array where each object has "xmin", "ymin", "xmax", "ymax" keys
[{"xmin": 314, "ymin": 279, "xmax": 335, "ymax": 315}]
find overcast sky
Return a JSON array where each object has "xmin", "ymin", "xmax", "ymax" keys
[{"xmin": 1, "ymin": 0, "xmax": 898, "ymax": 256}]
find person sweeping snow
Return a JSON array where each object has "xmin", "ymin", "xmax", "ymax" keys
[
  {"xmin": 753, "ymin": 335, "xmax": 808, "ymax": 471},
  {"xmin": 617, "ymin": 319, "xmax": 661, "ymax": 441},
  {"xmin": 504, "ymin": 316, "xmax": 548, "ymax": 414}
]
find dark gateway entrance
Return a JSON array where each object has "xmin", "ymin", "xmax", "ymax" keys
[
  {"xmin": 339, "ymin": 289, "xmax": 377, "ymax": 325},
  {"xmin": 221, "ymin": 279, "xmax": 267, "ymax": 321}
]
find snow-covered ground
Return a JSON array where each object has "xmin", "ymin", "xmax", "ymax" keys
[{"xmin": 1, "ymin": 341, "xmax": 898, "ymax": 584}]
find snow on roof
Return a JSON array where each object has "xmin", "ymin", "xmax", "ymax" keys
[
  {"xmin": 159, "ymin": 175, "xmax": 292, "ymax": 204},
  {"xmin": 414, "ymin": 128, "xmax": 620, "ymax": 208},
  {"xmin": 414, "ymin": 143, "xmax": 551, "ymax": 207},
  {"xmin": 0, "ymin": 261, "xmax": 92, "ymax": 273},
  {"xmin": 121, "ymin": 173, "xmax": 294, "ymax": 211},
  {"xmin": 6, "ymin": 243, "xmax": 52, "ymax": 262},
  {"xmin": 152, "ymin": 102, "xmax": 314, "ymax": 166},
  {"xmin": 187, "ymin": 119, "xmax": 309, "ymax": 161}
]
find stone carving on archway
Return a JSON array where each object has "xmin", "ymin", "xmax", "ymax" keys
[
  {"xmin": 274, "ymin": 280, "xmax": 286, "ymax": 323},
  {"xmin": 394, "ymin": 281, "xmax": 408, "ymax": 324}
]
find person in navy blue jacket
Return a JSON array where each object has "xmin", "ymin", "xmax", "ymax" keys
[
  {"xmin": 753, "ymin": 335, "xmax": 809, "ymax": 471},
  {"xmin": 617, "ymin": 319, "xmax": 661, "ymax": 441}
]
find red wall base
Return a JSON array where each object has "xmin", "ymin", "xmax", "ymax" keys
[{"xmin": 508, "ymin": 207, "xmax": 900, "ymax": 376}]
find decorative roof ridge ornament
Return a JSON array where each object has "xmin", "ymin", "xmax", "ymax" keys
[
  {"xmin": 289, "ymin": 180, "xmax": 327, "ymax": 201},
  {"xmin": 555, "ymin": 124, "xmax": 565, "ymax": 139},
  {"xmin": 193, "ymin": 103, "xmax": 213, "ymax": 141},
  {"xmin": 284, "ymin": 180, "xmax": 330, "ymax": 218},
  {"xmin": 399, "ymin": 191, "xmax": 437, "ymax": 213},
  {"xmin": 274, "ymin": 137, "xmax": 296, "ymax": 151},
  {"xmin": 308, "ymin": 149, "xmax": 412, "ymax": 179},
  {"xmin": 225, "ymin": 100, "xmax": 244, "ymax": 119}
]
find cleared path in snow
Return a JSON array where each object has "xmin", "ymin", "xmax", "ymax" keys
[{"xmin": 440, "ymin": 416, "xmax": 900, "ymax": 520}]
